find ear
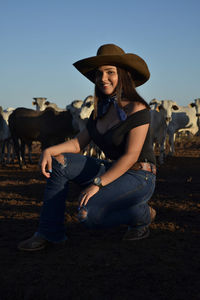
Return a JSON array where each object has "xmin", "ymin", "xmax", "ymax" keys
[
  {"xmin": 32, "ymin": 101, "xmax": 36, "ymax": 105},
  {"xmin": 156, "ymin": 104, "xmax": 162, "ymax": 112},
  {"xmin": 149, "ymin": 98, "xmax": 158, "ymax": 105},
  {"xmin": 189, "ymin": 102, "xmax": 196, "ymax": 108},
  {"xmin": 172, "ymin": 105, "xmax": 179, "ymax": 111}
]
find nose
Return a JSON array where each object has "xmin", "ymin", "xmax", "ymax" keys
[
  {"xmin": 165, "ymin": 117, "xmax": 171, "ymax": 124},
  {"xmin": 101, "ymin": 71, "xmax": 108, "ymax": 82}
]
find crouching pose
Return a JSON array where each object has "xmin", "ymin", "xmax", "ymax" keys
[{"xmin": 18, "ymin": 43, "xmax": 156, "ymax": 251}]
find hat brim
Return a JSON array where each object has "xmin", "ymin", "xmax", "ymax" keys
[{"xmin": 73, "ymin": 53, "xmax": 150, "ymax": 87}]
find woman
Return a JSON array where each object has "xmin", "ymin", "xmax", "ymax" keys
[{"xmin": 18, "ymin": 43, "xmax": 156, "ymax": 251}]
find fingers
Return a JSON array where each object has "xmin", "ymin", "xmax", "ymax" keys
[
  {"xmin": 41, "ymin": 162, "xmax": 51, "ymax": 178},
  {"xmin": 40, "ymin": 156, "xmax": 52, "ymax": 178},
  {"xmin": 79, "ymin": 192, "xmax": 88, "ymax": 207},
  {"xmin": 79, "ymin": 185, "xmax": 100, "ymax": 208},
  {"xmin": 47, "ymin": 159, "xmax": 52, "ymax": 175}
]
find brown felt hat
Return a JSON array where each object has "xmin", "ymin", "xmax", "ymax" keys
[{"xmin": 73, "ymin": 43, "xmax": 150, "ymax": 87}]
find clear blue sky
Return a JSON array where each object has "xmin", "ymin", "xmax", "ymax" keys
[{"xmin": 1, "ymin": 0, "xmax": 200, "ymax": 109}]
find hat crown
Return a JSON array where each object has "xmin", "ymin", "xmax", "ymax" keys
[{"xmin": 97, "ymin": 44, "xmax": 125, "ymax": 56}]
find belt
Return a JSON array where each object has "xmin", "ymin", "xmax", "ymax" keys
[{"xmin": 130, "ymin": 162, "xmax": 156, "ymax": 175}]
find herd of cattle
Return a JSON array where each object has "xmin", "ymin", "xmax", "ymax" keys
[{"xmin": 0, "ymin": 96, "xmax": 200, "ymax": 168}]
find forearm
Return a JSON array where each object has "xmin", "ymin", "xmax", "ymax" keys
[
  {"xmin": 100, "ymin": 152, "xmax": 139, "ymax": 187},
  {"xmin": 45, "ymin": 138, "xmax": 81, "ymax": 157},
  {"xmin": 44, "ymin": 128, "xmax": 91, "ymax": 157}
]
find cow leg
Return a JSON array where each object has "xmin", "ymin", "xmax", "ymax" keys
[
  {"xmin": 6, "ymin": 140, "xmax": 11, "ymax": 164},
  {"xmin": 10, "ymin": 140, "xmax": 15, "ymax": 164},
  {"xmin": 1, "ymin": 140, "xmax": 6, "ymax": 165},
  {"xmin": 168, "ymin": 133, "xmax": 175, "ymax": 156},
  {"xmin": 27, "ymin": 143, "xmax": 33, "ymax": 164},
  {"xmin": 158, "ymin": 137, "xmax": 167, "ymax": 165},
  {"xmin": 21, "ymin": 140, "xmax": 27, "ymax": 167},
  {"xmin": 12, "ymin": 137, "xmax": 23, "ymax": 169}
]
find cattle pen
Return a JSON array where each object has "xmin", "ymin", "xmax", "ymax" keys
[{"xmin": 0, "ymin": 137, "xmax": 200, "ymax": 300}]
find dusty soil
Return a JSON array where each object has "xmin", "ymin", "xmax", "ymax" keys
[{"xmin": 0, "ymin": 138, "xmax": 200, "ymax": 300}]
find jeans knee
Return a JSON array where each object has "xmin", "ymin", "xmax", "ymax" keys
[
  {"xmin": 77, "ymin": 207, "xmax": 88, "ymax": 223},
  {"xmin": 78, "ymin": 207, "xmax": 105, "ymax": 229}
]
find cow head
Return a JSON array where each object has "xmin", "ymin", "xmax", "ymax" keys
[
  {"xmin": 66, "ymin": 100, "xmax": 84, "ymax": 132},
  {"xmin": 150, "ymin": 99, "xmax": 179, "ymax": 125},
  {"xmin": 32, "ymin": 97, "xmax": 48, "ymax": 111},
  {"xmin": 80, "ymin": 95, "xmax": 94, "ymax": 120},
  {"xmin": 189, "ymin": 98, "xmax": 200, "ymax": 117},
  {"xmin": 149, "ymin": 99, "xmax": 162, "ymax": 111}
]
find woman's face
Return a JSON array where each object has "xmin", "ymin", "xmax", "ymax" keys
[{"xmin": 95, "ymin": 65, "xmax": 118, "ymax": 96}]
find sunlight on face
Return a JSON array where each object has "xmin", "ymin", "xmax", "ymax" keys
[{"xmin": 95, "ymin": 65, "xmax": 118, "ymax": 95}]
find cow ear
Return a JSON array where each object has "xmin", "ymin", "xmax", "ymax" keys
[
  {"xmin": 157, "ymin": 104, "xmax": 162, "ymax": 112},
  {"xmin": 45, "ymin": 101, "xmax": 50, "ymax": 105},
  {"xmin": 32, "ymin": 101, "xmax": 36, "ymax": 105},
  {"xmin": 149, "ymin": 99, "xmax": 157, "ymax": 105},
  {"xmin": 172, "ymin": 105, "xmax": 179, "ymax": 111},
  {"xmin": 189, "ymin": 103, "xmax": 195, "ymax": 108}
]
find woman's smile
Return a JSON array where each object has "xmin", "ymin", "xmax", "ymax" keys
[{"xmin": 95, "ymin": 65, "xmax": 118, "ymax": 95}]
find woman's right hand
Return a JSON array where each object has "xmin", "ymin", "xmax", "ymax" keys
[{"xmin": 40, "ymin": 149, "xmax": 52, "ymax": 178}]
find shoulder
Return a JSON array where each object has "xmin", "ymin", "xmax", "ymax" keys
[
  {"xmin": 129, "ymin": 102, "xmax": 147, "ymax": 115},
  {"xmin": 121, "ymin": 100, "xmax": 147, "ymax": 116}
]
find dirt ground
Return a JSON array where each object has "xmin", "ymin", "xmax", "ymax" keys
[{"xmin": 0, "ymin": 138, "xmax": 200, "ymax": 300}]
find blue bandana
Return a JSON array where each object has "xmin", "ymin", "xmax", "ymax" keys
[{"xmin": 97, "ymin": 96, "xmax": 127, "ymax": 121}]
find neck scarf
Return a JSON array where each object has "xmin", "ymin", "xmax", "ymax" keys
[{"xmin": 97, "ymin": 95, "xmax": 127, "ymax": 121}]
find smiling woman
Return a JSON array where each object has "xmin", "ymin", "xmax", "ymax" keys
[
  {"xmin": 18, "ymin": 43, "xmax": 157, "ymax": 251},
  {"xmin": 95, "ymin": 66, "xmax": 118, "ymax": 95}
]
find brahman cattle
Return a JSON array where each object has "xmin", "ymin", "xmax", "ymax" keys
[
  {"xmin": 0, "ymin": 107, "xmax": 15, "ymax": 165},
  {"xmin": 8, "ymin": 107, "xmax": 78, "ymax": 168},
  {"xmin": 67, "ymin": 96, "xmax": 105, "ymax": 159},
  {"xmin": 149, "ymin": 99, "xmax": 198, "ymax": 163},
  {"xmin": 32, "ymin": 97, "xmax": 65, "ymax": 112},
  {"xmin": 190, "ymin": 98, "xmax": 200, "ymax": 134},
  {"xmin": 149, "ymin": 99, "xmax": 171, "ymax": 164},
  {"xmin": 167, "ymin": 104, "xmax": 198, "ymax": 154},
  {"xmin": 66, "ymin": 99, "xmax": 84, "ymax": 132}
]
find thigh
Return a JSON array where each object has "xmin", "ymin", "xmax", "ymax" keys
[
  {"xmin": 59, "ymin": 153, "xmax": 112, "ymax": 186},
  {"xmin": 86, "ymin": 170, "xmax": 156, "ymax": 213}
]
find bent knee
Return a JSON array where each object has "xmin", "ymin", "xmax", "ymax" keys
[{"xmin": 77, "ymin": 207, "xmax": 88, "ymax": 222}]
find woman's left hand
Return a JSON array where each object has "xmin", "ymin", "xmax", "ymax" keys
[{"xmin": 79, "ymin": 185, "xmax": 100, "ymax": 207}]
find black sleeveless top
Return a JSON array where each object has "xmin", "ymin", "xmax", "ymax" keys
[{"xmin": 86, "ymin": 108, "xmax": 156, "ymax": 164}]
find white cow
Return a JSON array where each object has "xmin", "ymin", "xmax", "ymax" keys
[
  {"xmin": 67, "ymin": 95, "xmax": 105, "ymax": 159},
  {"xmin": 149, "ymin": 99, "xmax": 173, "ymax": 164},
  {"xmin": 167, "ymin": 104, "xmax": 198, "ymax": 154},
  {"xmin": 0, "ymin": 107, "xmax": 15, "ymax": 164},
  {"xmin": 67, "ymin": 96, "xmax": 94, "ymax": 132},
  {"xmin": 66, "ymin": 99, "xmax": 84, "ymax": 133},
  {"xmin": 190, "ymin": 98, "xmax": 200, "ymax": 134},
  {"xmin": 32, "ymin": 97, "xmax": 65, "ymax": 112},
  {"xmin": 150, "ymin": 99, "xmax": 198, "ymax": 163},
  {"xmin": 80, "ymin": 95, "xmax": 106, "ymax": 160},
  {"xmin": 79, "ymin": 95, "xmax": 94, "ymax": 123}
]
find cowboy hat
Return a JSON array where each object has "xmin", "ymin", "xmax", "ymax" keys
[{"xmin": 73, "ymin": 43, "xmax": 150, "ymax": 87}]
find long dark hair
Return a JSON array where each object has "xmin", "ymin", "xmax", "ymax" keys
[{"xmin": 93, "ymin": 67, "xmax": 150, "ymax": 118}]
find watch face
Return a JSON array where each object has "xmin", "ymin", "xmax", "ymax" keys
[{"xmin": 94, "ymin": 177, "xmax": 101, "ymax": 185}]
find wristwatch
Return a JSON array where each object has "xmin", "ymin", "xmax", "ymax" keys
[{"xmin": 93, "ymin": 176, "xmax": 103, "ymax": 189}]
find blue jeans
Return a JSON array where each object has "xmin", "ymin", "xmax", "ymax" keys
[{"xmin": 37, "ymin": 153, "xmax": 156, "ymax": 242}]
